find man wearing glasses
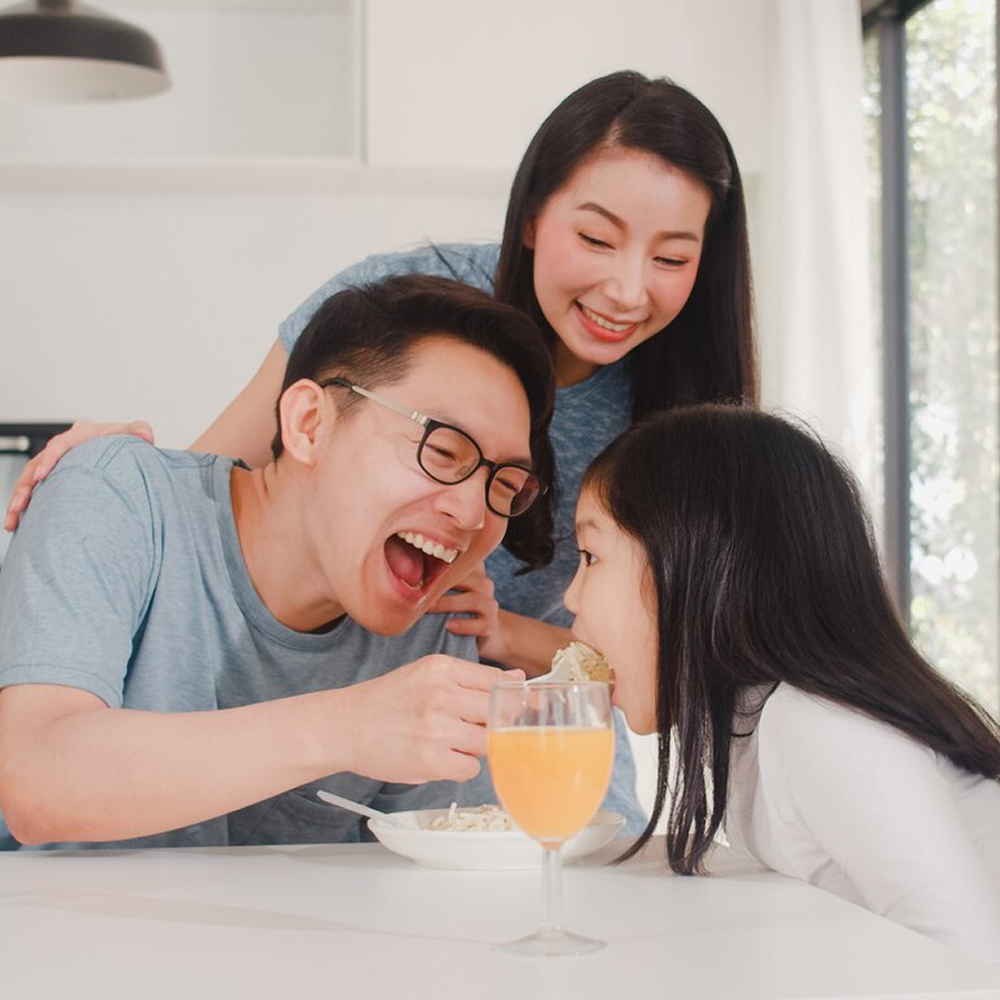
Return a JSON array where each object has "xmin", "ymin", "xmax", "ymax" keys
[{"xmin": 0, "ymin": 275, "xmax": 554, "ymax": 849}]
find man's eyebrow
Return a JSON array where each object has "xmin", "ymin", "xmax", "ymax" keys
[{"xmin": 576, "ymin": 201, "xmax": 702, "ymax": 242}]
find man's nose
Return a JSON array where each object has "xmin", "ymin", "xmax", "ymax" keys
[{"xmin": 436, "ymin": 467, "xmax": 490, "ymax": 530}]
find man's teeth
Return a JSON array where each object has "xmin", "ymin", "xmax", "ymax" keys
[
  {"xmin": 397, "ymin": 532, "xmax": 458, "ymax": 564},
  {"xmin": 580, "ymin": 304, "xmax": 633, "ymax": 333}
]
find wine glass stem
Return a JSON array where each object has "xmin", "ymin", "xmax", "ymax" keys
[{"xmin": 541, "ymin": 844, "xmax": 563, "ymax": 931}]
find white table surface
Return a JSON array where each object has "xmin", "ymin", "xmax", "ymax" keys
[{"xmin": 1, "ymin": 837, "xmax": 999, "ymax": 1000}]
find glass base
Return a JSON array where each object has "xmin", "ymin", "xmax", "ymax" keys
[{"xmin": 495, "ymin": 927, "xmax": 606, "ymax": 958}]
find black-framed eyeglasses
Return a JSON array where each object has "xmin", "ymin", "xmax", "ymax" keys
[{"xmin": 320, "ymin": 377, "xmax": 547, "ymax": 519}]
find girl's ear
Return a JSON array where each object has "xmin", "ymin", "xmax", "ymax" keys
[
  {"xmin": 277, "ymin": 379, "xmax": 331, "ymax": 467},
  {"xmin": 522, "ymin": 217, "xmax": 537, "ymax": 250}
]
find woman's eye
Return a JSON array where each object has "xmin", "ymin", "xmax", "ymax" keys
[
  {"xmin": 579, "ymin": 233, "xmax": 611, "ymax": 249},
  {"xmin": 578, "ymin": 548, "xmax": 596, "ymax": 567},
  {"xmin": 654, "ymin": 255, "xmax": 687, "ymax": 268}
]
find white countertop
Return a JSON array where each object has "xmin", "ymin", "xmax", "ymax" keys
[{"xmin": 1, "ymin": 838, "xmax": 998, "ymax": 999}]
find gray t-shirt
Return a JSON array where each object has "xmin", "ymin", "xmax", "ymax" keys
[
  {"xmin": 279, "ymin": 244, "xmax": 645, "ymax": 833},
  {"xmin": 0, "ymin": 436, "xmax": 491, "ymax": 850}
]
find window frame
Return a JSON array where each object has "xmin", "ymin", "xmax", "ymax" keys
[{"xmin": 863, "ymin": 0, "xmax": 1000, "ymax": 634}]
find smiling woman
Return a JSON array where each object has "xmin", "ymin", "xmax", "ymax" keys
[{"xmin": 525, "ymin": 147, "xmax": 713, "ymax": 387}]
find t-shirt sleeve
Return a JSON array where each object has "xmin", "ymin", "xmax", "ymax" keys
[
  {"xmin": 276, "ymin": 243, "xmax": 499, "ymax": 355},
  {"xmin": 0, "ymin": 460, "xmax": 155, "ymax": 708},
  {"xmin": 758, "ymin": 692, "xmax": 1000, "ymax": 963}
]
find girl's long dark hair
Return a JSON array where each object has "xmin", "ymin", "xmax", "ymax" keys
[
  {"xmin": 494, "ymin": 70, "xmax": 757, "ymax": 417},
  {"xmin": 584, "ymin": 405, "xmax": 1000, "ymax": 873}
]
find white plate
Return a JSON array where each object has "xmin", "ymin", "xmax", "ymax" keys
[{"xmin": 367, "ymin": 808, "xmax": 625, "ymax": 870}]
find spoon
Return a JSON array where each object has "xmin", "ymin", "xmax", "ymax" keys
[{"xmin": 316, "ymin": 789, "xmax": 402, "ymax": 826}]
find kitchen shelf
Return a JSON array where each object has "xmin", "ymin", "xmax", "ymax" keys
[{"xmin": 0, "ymin": 159, "xmax": 513, "ymax": 195}]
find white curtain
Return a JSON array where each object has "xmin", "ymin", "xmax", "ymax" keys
[{"xmin": 756, "ymin": 0, "xmax": 880, "ymax": 511}]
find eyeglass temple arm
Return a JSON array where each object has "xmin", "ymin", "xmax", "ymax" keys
[{"xmin": 322, "ymin": 377, "xmax": 430, "ymax": 427}]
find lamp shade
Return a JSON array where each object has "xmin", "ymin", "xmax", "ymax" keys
[{"xmin": 0, "ymin": 0, "xmax": 169, "ymax": 102}]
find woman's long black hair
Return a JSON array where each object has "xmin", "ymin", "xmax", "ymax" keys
[
  {"xmin": 584, "ymin": 405, "xmax": 1000, "ymax": 873},
  {"xmin": 494, "ymin": 70, "xmax": 758, "ymax": 419}
]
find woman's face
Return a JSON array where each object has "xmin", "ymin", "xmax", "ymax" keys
[
  {"xmin": 525, "ymin": 146, "xmax": 712, "ymax": 387},
  {"xmin": 564, "ymin": 487, "xmax": 659, "ymax": 735}
]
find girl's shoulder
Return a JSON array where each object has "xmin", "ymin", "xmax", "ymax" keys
[
  {"xmin": 760, "ymin": 684, "xmax": 878, "ymax": 741},
  {"xmin": 756, "ymin": 684, "xmax": 935, "ymax": 779}
]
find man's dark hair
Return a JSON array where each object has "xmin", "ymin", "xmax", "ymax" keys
[{"xmin": 272, "ymin": 274, "xmax": 556, "ymax": 571}]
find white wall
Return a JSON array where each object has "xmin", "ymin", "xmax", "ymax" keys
[
  {"xmin": 0, "ymin": 187, "xmax": 508, "ymax": 447},
  {"xmin": 0, "ymin": 0, "xmax": 784, "ymax": 448}
]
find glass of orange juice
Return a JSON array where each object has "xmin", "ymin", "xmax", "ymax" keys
[{"xmin": 487, "ymin": 680, "xmax": 614, "ymax": 957}]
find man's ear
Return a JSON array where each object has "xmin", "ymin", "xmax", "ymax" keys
[{"xmin": 278, "ymin": 379, "xmax": 331, "ymax": 467}]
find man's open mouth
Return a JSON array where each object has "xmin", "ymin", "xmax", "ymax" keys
[{"xmin": 384, "ymin": 531, "xmax": 458, "ymax": 592}]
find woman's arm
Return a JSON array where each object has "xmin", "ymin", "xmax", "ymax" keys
[
  {"xmin": 490, "ymin": 611, "xmax": 571, "ymax": 675},
  {"xmin": 429, "ymin": 562, "xmax": 570, "ymax": 675},
  {"xmin": 191, "ymin": 338, "xmax": 288, "ymax": 464},
  {"xmin": 3, "ymin": 340, "xmax": 286, "ymax": 531}
]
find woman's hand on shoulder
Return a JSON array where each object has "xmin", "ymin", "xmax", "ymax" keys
[
  {"xmin": 431, "ymin": 561, "xmax": 509, "ymax": 663},
  {"xmin": 3, "ymin": 419, "xmax": 154, "ymax": 531},
  {"xmin": 430, "ymin": 565, "xmax": 571, "ymax": 677}
]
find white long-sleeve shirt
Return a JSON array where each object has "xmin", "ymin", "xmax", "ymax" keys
[{"xmin": 724, "ymin": 683, "xmax": 1000, "ymax": 964}]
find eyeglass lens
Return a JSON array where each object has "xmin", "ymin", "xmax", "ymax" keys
[{"xmin": 419, "ymin": 425, "xmax": 539, "ymax": 517}]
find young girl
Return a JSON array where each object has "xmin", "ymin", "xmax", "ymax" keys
[
  {"xmin": 4, "ymin": 72, "xmax": 756, "ymax": 831},
  {"xmin": 566, "ymin": 404, "xmax": 1000, "ymax": 964}
]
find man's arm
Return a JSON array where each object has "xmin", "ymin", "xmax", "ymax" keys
[{"xmin": 0, "ymin": 655, "xmax": 511, "ymax": 845}]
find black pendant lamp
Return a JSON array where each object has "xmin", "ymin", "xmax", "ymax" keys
[{"xmin": 0, "ymin": 0, "xmax": 169, "ymax": 102}]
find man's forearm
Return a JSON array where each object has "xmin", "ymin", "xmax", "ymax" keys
[
  {"xmin": 0, "ymin": 686, "xmax": 352, "ymax": 845},
  {"xmin": 0, "ymin": 655, "xmax": 506, "ymax": 846}
]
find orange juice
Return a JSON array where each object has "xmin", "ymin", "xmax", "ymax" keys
[{"xmin": 488, "ymin": 726, "xmax": 614, "ymax": 845}]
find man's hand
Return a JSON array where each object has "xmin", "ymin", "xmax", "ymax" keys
[{"xmin": 340, "ymin": 655, "xmax": 522, "ymax": 784}]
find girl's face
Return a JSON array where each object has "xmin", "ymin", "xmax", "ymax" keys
[
  {"xmin": 564, "ymin": 487, "xmax": 659, "ymax": 735},
  {"xmin": 525, "ymin": 146, "xmax": 712, "ymax": 387}
]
